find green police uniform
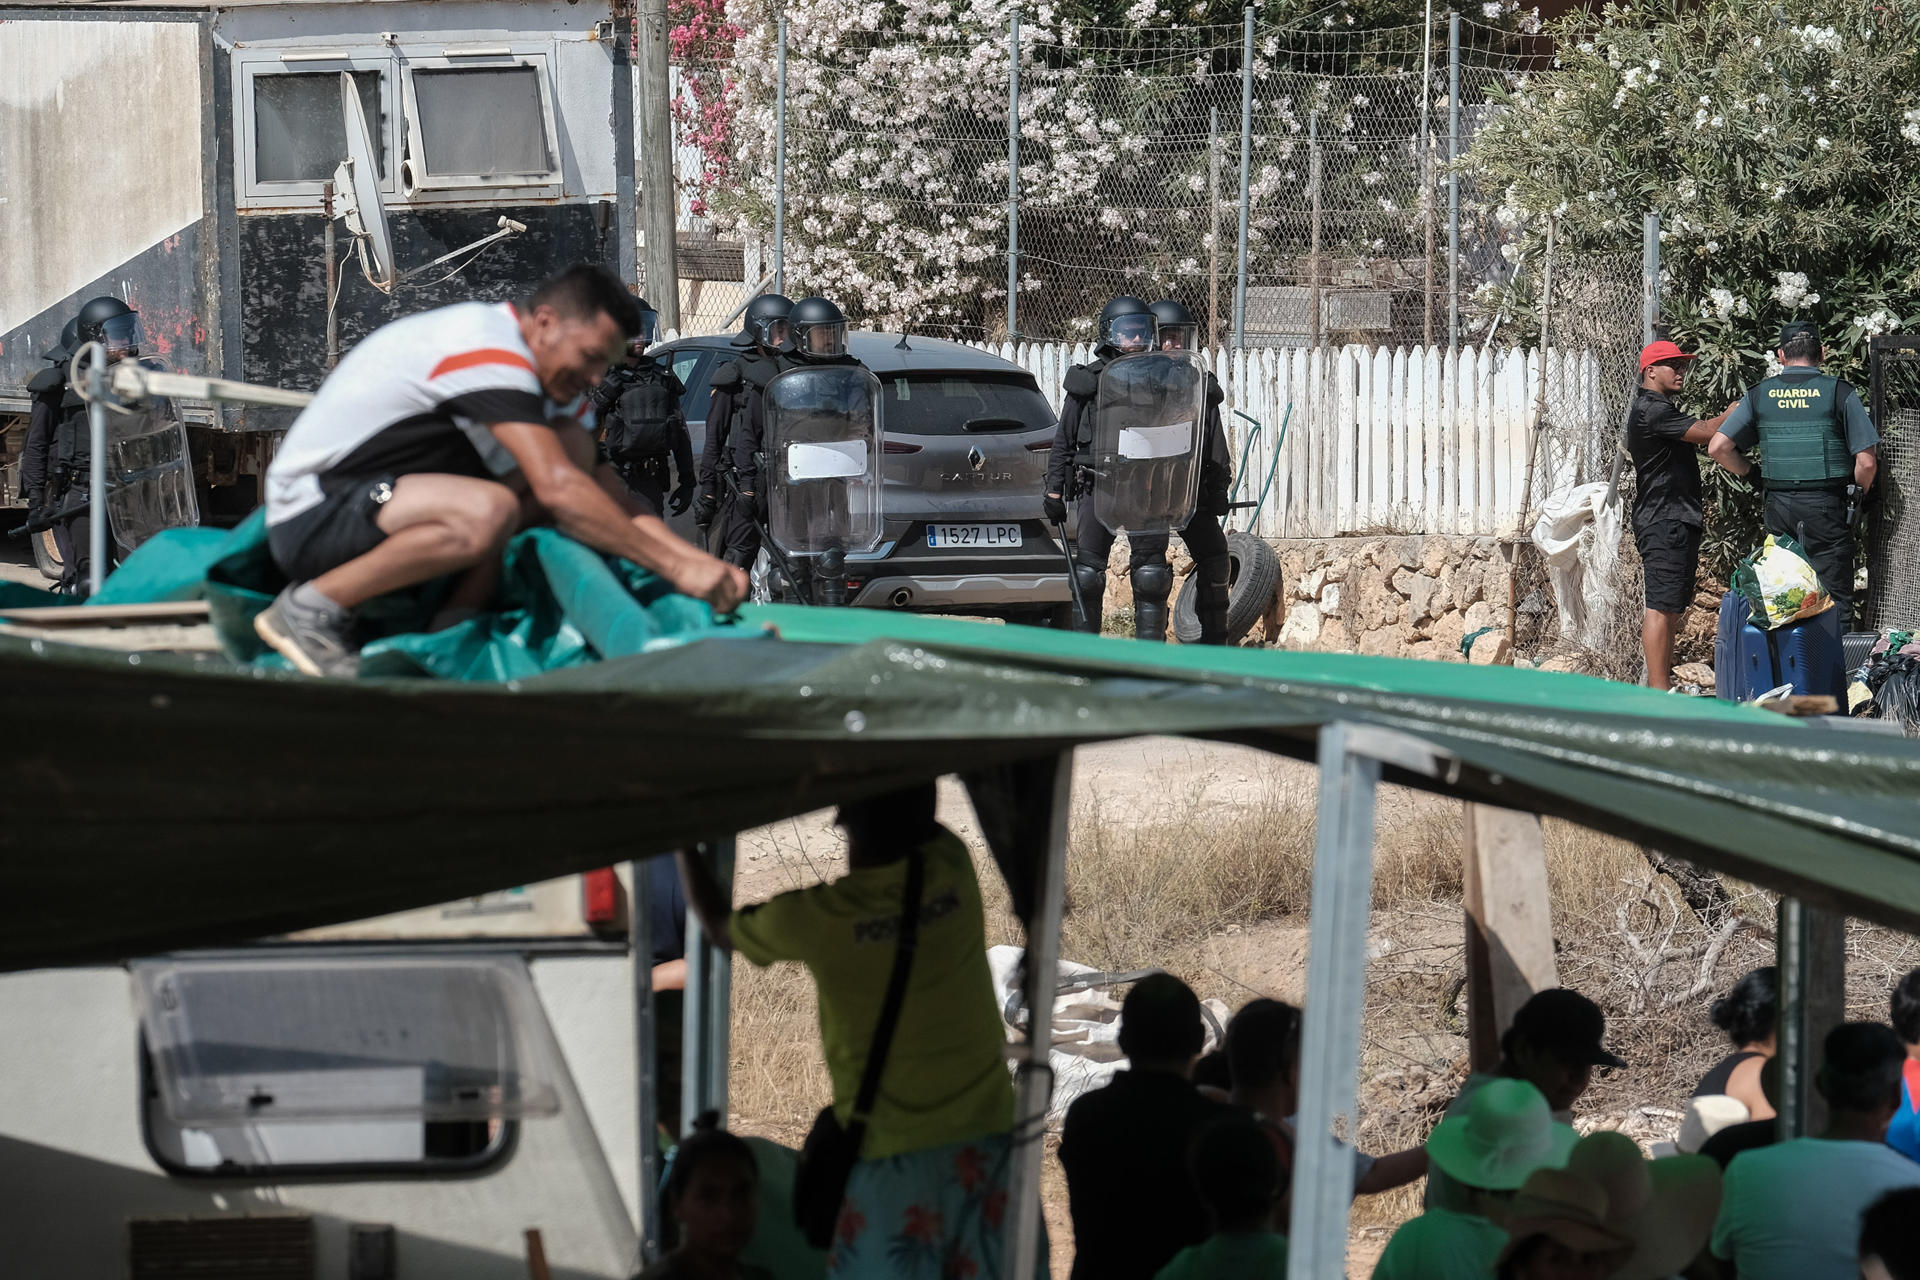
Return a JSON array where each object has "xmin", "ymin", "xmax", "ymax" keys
[{"xmin": 1718, "ymin": 367, "xmax": 1878, "ymax": 622}]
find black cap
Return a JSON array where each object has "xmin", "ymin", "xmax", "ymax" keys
[
  {"xmin": 1779, "ymin": 320, "xmax": 1819, "ymax": 349},
  {"xmin": 1508, "ymin": 988, "xmax": 1626, "ymax": 1069}
]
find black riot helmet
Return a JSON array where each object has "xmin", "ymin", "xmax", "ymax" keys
[
  {"xmin": 788, "ymin": 296, "xmax": 849, "ymax": 360},
  {"xmin": 1149, "ymin": 299, "xmax": 1200, "ymax": 353},
  {"xmin": 1098, "ymin": 295, "xmax": 1156, "ymax": 355},
  {"xmin": 630, "ymin": 297, "xmax": 659, "ymax": 353},
  {"xmin": 52, "ymin": 317, "xmax": 80, "ymax": 363},
  {"xmin": 743, "ymin": 293, "xmax": 794, "ymax": 351},
  {"xmin": 76, "ymin": 296, "xmax": 140, "ymax": 358}
]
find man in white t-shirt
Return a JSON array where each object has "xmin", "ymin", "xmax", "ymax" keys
[
  {"xmin": 1710, "ymin": 1022, "xmax": 1920, "ymax": 1280},
  {"xmin": 256, "ymin": 264, "xmax": 746, "ymax": 676}
]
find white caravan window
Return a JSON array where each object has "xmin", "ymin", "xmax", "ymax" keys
[
  {"xmin": 401, "ymin": 54, "xmax": 561, "ymax": 190},
  {"xmin": 134, "ymin": 956, "xmax": 562, "ymax": 1176},
  {"xmin": 234, "ymin": 51, "xmax": 399, "ymax": 208}
]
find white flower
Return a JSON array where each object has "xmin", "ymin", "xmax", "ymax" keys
[
  {"xmin": 1482, "ymin": 1, "xmax": 1502, "ymax": 15},
  {"xmin": 1764, "ymin": 352, "xmax": 1784, "ymax": 377},
  {"xmin": 1698, "ymin": 95, "xmax": 1711, "ymax": 106},
  {"xmin": 1693, "ymin": 108, "xmax": 1709, "ymax": 127},
  {"xmin": 1816, "ymin": 136, "xmax": 1832, "ymax": 151},
  {"xmin": 1752, "ymin": 36, "xmax": 1762, "ymax": 48},
  {"xmin": 1577, "ymin": 41, "xmax": 1595, "ymax": 54},
  {"xmin": 1854, "ymin": 309, "xmax": 1900, "ymax": 337},
  {"xmin": 1611, "ymin": 88, "xmax": 1628, "ymax": 109},
  {"xmin": 1902, "ymin": 109, "xmax": 1920, "ymax": 145},
  {"xmin": 1772, "ymin": 270, "xmax": 1811, "ymax": 309},
  {"xmin": 1647, "ymin": 57, "xmax": 1660, "ymax": 71},
  {"xmin": 1322, "ymin": 14, "xmax": 1334, "ymax": 26},
  {"xmin": 1711, "ymin": 115, "xmax": 1724, "ymax": 128},
  {"xmin": 1794, "ymin": 24, "xmax": 1841, "ymax": 53}
]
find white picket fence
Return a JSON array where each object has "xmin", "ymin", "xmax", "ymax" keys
[{"xmin": 972, "ymin": 342, "xmax": 1617, "ymax": 540}]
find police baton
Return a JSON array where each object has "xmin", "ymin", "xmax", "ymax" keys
[
  {"xmin": 7, "ymin": 500, "xmax": 85, "ymax": 540},
  {"xmin": 1052, "ymin": 517, "xmax": 1088, "ymax": 631}
]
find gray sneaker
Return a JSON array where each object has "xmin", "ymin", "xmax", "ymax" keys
[{"xmin": 254, "ymin": 585, "xmax": 360, "ymax": 678}]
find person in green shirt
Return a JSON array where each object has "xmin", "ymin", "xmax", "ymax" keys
[
  {"xmin": 677, "ymin": 783, "xmax": 1039, "ymax": 1279},
  {"xmin": 1372, "ymin": 1079, "xmax": 1576, "ymax": 1280},
  {"xmin": 1153, "ymin": 1115, "xmax": 1289, "ymax": 1280}
]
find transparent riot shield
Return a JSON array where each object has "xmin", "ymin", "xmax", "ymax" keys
[
  {"xmin": 1089, "ymin": 350, "xmax": 1206, "ymax": 535},
  {"xmin": 764, "ymin": 364, "xmax": 884, "ymax": 559},
  {"xmin": 104, "ymin": 360, "xmax": 200, "ymax": 556}
]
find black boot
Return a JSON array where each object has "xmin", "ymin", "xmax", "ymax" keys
[
  {"xmin": 1131, "ymin": 561, "xmax": 1173, "ymax": 642},
  {"xmin": 1194, "ymin": 554, "xmax": 1232, "ymax": 645}
]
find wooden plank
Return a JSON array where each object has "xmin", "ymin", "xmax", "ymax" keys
[
  {"xmin": 0, "ymin": 601, "xmax": 210, "ymax": 626},
  {"xmin": 1462, "ymin": 802, "xmax": 1560, "ymax": 1072}
]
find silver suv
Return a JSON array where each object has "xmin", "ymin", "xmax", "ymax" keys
[{"xmin": 655, "ymin": 331, "xmax": 1072, "ymax": 625}]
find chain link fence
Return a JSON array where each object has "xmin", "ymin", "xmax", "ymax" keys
[
  {"xmin": 668, "ymin": 12, "xmax": 1546, "ymax": 345},
  {"xmin": 1868, "ymin": 339, "xmax": 1920, "ymax": 635}
]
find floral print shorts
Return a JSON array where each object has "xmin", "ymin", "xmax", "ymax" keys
[{"xmin": 826, "ymin": 1132, "xmax": 1048, "ymax": 1279}]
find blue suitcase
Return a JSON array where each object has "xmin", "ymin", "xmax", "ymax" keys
[
  {"xmin": 1714, "ymin": 593, "xmax": 1779, "ymax": 702},
  {"xmin": 1772, "ymin": 606, "xmax": 1847, "ymax": 700}
]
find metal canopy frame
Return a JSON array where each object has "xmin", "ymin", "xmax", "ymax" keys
[{"xmin": 646, "ymin": 718, "xmax": 1855, "ymax": 1279}]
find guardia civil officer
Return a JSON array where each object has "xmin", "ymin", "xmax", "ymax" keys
[
  {"xmin": 1708, "ymin": 320, "xmax": 1880, "ymax": 626},
  {"xmin": 48, "ymin": 297, "xmax": 143, "ymax": 597},
  {"xmin": 585, "ymin": 298, "xmax": 694, "ymax": 519},
  {"xmin": 695, "ymin": 293, "xmax": 793, "ymax": 567},
  {"xmin": 734, "ymin": 296, "xmax": 867, "ymax": 603},
  {"xmin": 20, "ymin": 316, "xmax": 80, "ymax": 584},
  {"xmin": 1044, "ymin": 295, "xmax": 1229, "ymax": 643}
]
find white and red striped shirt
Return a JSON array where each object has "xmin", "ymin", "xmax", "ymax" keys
[{"xmin": 266, "ymin": 301, "xmax": 589, "ymax": 525}]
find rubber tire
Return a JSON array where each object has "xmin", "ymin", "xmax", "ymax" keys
[
  {"xmin": 1172, "ymin": 530, "xmax": 1281, "ymax": 644},
  {"xmin": 31, "ymin": 527, "xmax": 63, "ymax": 582}
]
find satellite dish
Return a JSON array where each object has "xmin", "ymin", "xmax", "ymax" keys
[{"xmin": 335, "ymin": 71, "xmax": 396, "ymax": 293}]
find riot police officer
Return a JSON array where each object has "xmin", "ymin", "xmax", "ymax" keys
[
  {"xmin": 587, "ymin": 298, "xmax": 694, "ymax": 519},
  {"xmin": 21, "ymin": 316, "xmax": 80, "ymax": 583},
  {"xmin": 1149, "ymin": 298, "xmax": 1234, "ymax": 645},
  {"xmin": 1044, "ymin": 295, "xmax": 1230, "ymax": 643},
  {"xmin": 1709, "ymin": 320, "xmax": 1880, "ymax": 625},
  {"xmin": 739, "ymin": 296, "xmax": 871, "ymax": 604},
  {"xmin": 49, "ymin": 297, "xmax": 144, "ymax": 597},
  {"xmin": 696, "ymin": 293, "xmax": 793, "ymax": 568}
]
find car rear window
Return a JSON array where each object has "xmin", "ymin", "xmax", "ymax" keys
[{"xmin": 883, "ymin": 373, "xmax": 1054, "ymax": 435}]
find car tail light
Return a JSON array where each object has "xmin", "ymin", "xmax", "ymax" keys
[
  {"xmin": 582, "ymin": 868, "xmax": 621, "ymax": 926},
  {"xmin": 883, "ymin": 441, "xmax": 922, "ymax": 453}
]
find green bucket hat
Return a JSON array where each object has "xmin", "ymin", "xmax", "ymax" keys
[{"xmin": 1426, "ymin": 1079, "xmax": 1578, "ymax": 1191}]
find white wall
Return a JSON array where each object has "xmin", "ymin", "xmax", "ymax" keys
[
  {"xmin": 975, "ymin": 341, "xmax": 1613, "ymax": 540},
  {"xmin": 0, "ymin": 19, "xmax": 205, "ymax": 335}
]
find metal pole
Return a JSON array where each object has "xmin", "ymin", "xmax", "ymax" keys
[
  {"xmin": 774, "ymin": 17, "xmax": 788, "ymax": 297},
  {"xmin": 680, "ymin": 838, "xmax": 735, "ymax": 1129},
  {"xmin": 637, "ymin": 0, "xmax": 681, "ymax": 332},
  {"xmin": 1287, "ymin": 722, "xmax": 1381, "ymax": 1279},
  {"xmin": 1447, "ymin": 11, "xmax": 1460, "ymax": 354},
  {"xmin": 86, "ymin": 352, "xmax": 107, "ymax": 598},
  {"xmin": 1308, "ymin": 110, "xmax": 1323, "ymax": 350},
  {"xmin": 1641, "ymin": 209, "xmax": 1659, "ymax": 344},
  {"xmin": 1232, "ymin": 5, "xmax": 1254, "ymax": 349},
  {"xmin": 1604, "ymin": 212, "xmax": 1658, "ymax": 507},
  {"xmin": 322, "ymin": 181, "xmax": 340, "ymax": 371},
  {"xmin": 1005, "ymin": 750, "xmax": 1075, "ymax": 1277},
  {"xmin": 631, "ymin": 860, "xmax": 661, "ymax": 1265},
  {"xmin": 1209, "ymin": 105, "xmax": 1222, "ymax": 349},
  {"xmin": 1006, "ymin": 9, "xmax": 1020, "ymax": 341},
  {"xmin": 1777, "ymin": 896, "xmax": 1808, "ymax": 1140},
  {"xmin": 1420, "ymin": 0, "xmax": 1435, "ymax": 346}
]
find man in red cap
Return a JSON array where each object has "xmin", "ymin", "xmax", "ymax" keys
[{"xmin": 1627, "ymin": 341, "xmax": 1738, "ymax": 689}]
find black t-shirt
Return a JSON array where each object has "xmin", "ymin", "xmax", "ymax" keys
[
  {"xmin": 1627, "ymin": 387, "xmax": 1703, "ymax": 529},
  {"xmin": 1059, "ymin": 1069, "xmax": 1237, "ymax": 1280}
]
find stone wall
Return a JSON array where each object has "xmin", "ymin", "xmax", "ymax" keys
[{"xmin": 1106, "ymin": 533, "xmax": 1515, "ymax": 662}]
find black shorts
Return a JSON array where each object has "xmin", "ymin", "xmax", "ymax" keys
[
  {"xmin": 1635, "ymin": 519, "xmax": 1702, "ymax": 614},
  {"xmin": 267, "ymin": 475, "xmax": 395, "ymax": 583}
]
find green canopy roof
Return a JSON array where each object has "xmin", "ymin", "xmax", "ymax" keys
[{"xmin": 5, "ymin": 590, "xmax": 1918, "ymax": 971}]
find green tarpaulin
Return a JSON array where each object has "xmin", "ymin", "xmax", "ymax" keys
[{"xmin": 3, "ymin": 521, "xmax": 1918, "ymax": 971}]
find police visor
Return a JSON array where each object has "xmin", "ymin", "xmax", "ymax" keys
[
  {"xmin": 102, "ymin": 313, "xmax": 141, "ymax": 356},
  {"xmin": 1158, "ymin": 322, "xmax": 1199, "ymax": 351},
  {"xmin": 797, "ymin": 319, "xmax": 848, "ymax": 358},
  {"xmin": 632, "ymin": 309, "xmax": 658, "ymax": 349},
  {"xmin": 1104, "ymin": 313, "xmax": 1156, "ymax": 351},
  {"xmin": 753, "ymin": 316, "xmax": 790, "ymax": 349}
]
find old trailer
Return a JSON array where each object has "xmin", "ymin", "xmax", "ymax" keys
[{"xmin": 0, "ymin": 0, "xmax": 638, "ymax": 534}]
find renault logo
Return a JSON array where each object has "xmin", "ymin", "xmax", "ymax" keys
[{"xmin": 967, "ymin": 445, "xmax": 986, "ymax": 473}]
